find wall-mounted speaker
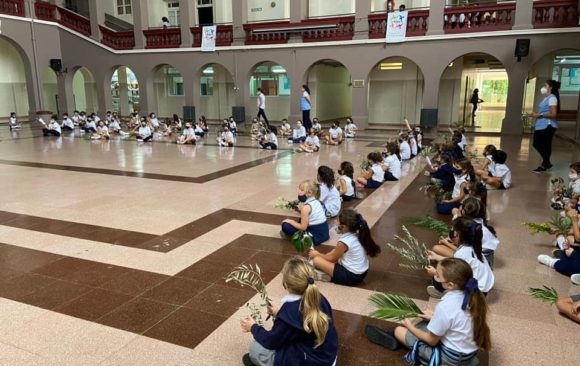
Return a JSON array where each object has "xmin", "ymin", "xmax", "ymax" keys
[
  {"xmin": 515, "ymin": 39, "xmax": 530, "ymax": 62},
  {"xmin": 49, "ymin": 59, "xmax": 62, "ymax": 73}
]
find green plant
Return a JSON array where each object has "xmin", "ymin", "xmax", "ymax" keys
[
  {"xmin": 420, "ymin": 179, "xmax": 451, "ymax": 204},
  {"xmin": 528, "ymin": 286, "xmax": 559, "ymax": 305},
  {"xmin": 368, "ymin": 292, "xmax": 422, "ymax": 321},
  {"xmin": 273, "ymin": 197, "xmax": 299, "ymax": 210},
  {"xmin": 406, "ymin": 216, "xmax": 450, "ymax": 237},
  {"xmin": 419, "ymin": 146, "xmax": 433, "ymax": 158},
  {"xmin": 522, "ymin": 212, "xmax": 572, "ymax": 236},
  {"xmin": 291, "ymin": 231, "xmax": 313, "ymax": 253},
  {"xmin": 386, "ymin": 226, "xmax": 430, "ymax": 270},
  {"xmin": 225, "ymin": 264, "xmax": 272, "ymax": 325},
  {"xmin": 360, "ymin": 158, "xmax": 371, "ymax": 171}
]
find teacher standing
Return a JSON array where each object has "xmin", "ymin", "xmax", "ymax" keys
[
  {"xmin": 301, "ymin": 85, "xmax": 313, "ymax": 133},
  {"xmin": 531, "ymin": 80, "xmax": 561, "ymax": 173}
]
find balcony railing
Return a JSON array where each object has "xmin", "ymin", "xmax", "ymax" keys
[
  {"xmin": 244, "ymin": 21, "xmax": 292, "ymax": 45},
  {"xmin": 58, "ymin": 6, "xmax": 91, "ymax": 36},
  {"xmin": 301, "ymin": 16, "xmax": 355, "ymax": 42},
  {"xmin": 369, "ymin": 10, "xmax": 429, "ymax": 38},
  {"xmin": 100, "ymin": 25, "xmax": 135, "ymax": 50},
  {"xmin": 191, "ymin": 24, "xmax": 233, "ymax": 47},
  {"xmin": 34, "ymin": 1, "xmax": 57, "ymax": 21},
  {"xmin": 143, "ymin": 28, "xmax": 181, "ymax": 48},
  {"xmin": 443, "ymin": 2, "xmax": 516, "ymax": 33},
  {"xmin": 533, "ymin": 0, "xmax": 578, "ymax": 29},
  {"xmin": 0, "ymin": 0, "xmax": 25, "ymax": 17}
]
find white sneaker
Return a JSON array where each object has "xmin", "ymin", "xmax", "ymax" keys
[
  {"xmin": 314, "ymin": 269, "xmax": 331, "ymax": 282},
  {"xmin": 537, "ymin": 254, "xmax": 557, "ymax": 268},
  {"xmin": 571, "ymin": 274, "xmax": 580, "ymax": 285}
]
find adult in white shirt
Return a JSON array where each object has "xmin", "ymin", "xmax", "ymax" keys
[
  {"xmin": 256, "ymin": 88, "xmax": 269, "ymax": 126},
  {"xmin": 61, "ymin": 113, "xmax": 74, "ymax": 131},
  {"xmin": 42, "ymin": 115, "xmax": 62, "ymax": 137},
  {"xmin": 325, "ymin": 121, "xmax": 343, "ymax": 145},
  {"xmin": 291, "ymin": 121, "xmax": 307, "ymax": 143},
  {"xmin": 177, "ymin": 123, "xmax": 196, "ymax": 145},
  {"xmin": 137, "ymin": 122, "xmax": 153, "ymax": 142},
  {"xmin": 301, "ymin": 85, "xmax": 313, "ymax": 132}
]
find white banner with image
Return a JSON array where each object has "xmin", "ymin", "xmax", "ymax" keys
[
  {"xmin": 201, "ymin": 25, "xmax": 217, "ymax": 52},
  {"xmin": 386, "ymin": 10, "xmax": 408, "ymax": 43}
]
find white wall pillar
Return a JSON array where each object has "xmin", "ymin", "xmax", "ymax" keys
[
  {"xmin": 501, "ymin": 63, "xmax": 530, "ymax": 135},
  {"xmin": 118, "ymin": 67, "xmax": 130, "ymax": 116},
  {"xmin": 354, "ymin": 0, "xmax": 371, "ymax": 40},
  {"xmin": 132, "ymin": 0, "xmax": 149, "ymax": 49},
  {"xmin": 232, "ymin": 0, "xmax": 247, "ymax": 45},
  {"xmin": 426, "ymin": 0, "xmax": 444, "ymax": 36},
  {"xmin": 56, "ymin": 72, "xmax": 74, "ymax": 116},
  {"xmin": 513, "ymin": 0, "xmax": 534, "ymax": 31},
  {"xmin": 179, "ymin": 0, "xmax": 195, "ymax": 47},
  {"xmin": 88, "ymin": 0, "xmax": 105, "ymax": 41}
]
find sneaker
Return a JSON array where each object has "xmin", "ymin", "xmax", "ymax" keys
[
  {"xmin": 532, "ymin": 166, "xmax": 546, "ymax": 173},
  {"xmin": 571, "ymin": 274, "xmax": 580, "ymax": 285},
  {"xmin": 552, "ymin": 249, "xmax": 562, "ymax": 258},
  {"xmin": 314, "ymin": 269, "xmax": 331, "ymax": 282},
  {"xmin": 427, "ymin": 285, "xmax": 443, "ymax": 299},
  {"xmin": 538, "ymin": 254, "xmax": 557, "ymax": 268},
  {"xmin": 364, "ymin": 325, "xmax": 401, "ymax": 350},
  {"xmin": 242, "ymin": 353, "xmax": 256, "ymax": 366}
]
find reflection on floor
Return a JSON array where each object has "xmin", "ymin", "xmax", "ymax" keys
[
  {"xmin": 0, "ymin": 125, "xmax": 578, "ymax": 365},
  {"xmin": 461, "ymin": 109, "xmax": 505, "ymax": 133}
]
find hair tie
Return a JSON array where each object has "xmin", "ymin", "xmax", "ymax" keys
[
  {"xmin": 307, "ymin": 277, "xmax": 315, "ymax": 285},
  {"xmin": 356, "ymin": 213, "xmax": 365, "ymax": 229},
  {"xmin": 461, "ymin": 278, "xmax": 480, "ymax": 310}
]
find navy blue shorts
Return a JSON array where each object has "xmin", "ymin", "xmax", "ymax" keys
[
  {"xmin": 366, "ymin": 179, "xmax": 382, "ymax": 189},
  {"xmin": 498, "ymin": 182, "xmax": 506, "ymax": 190},
  {"xmin": 384, "ymin": 172, "xmax": 399, "ymax": 182},
  {"xmin": 332, "ymin": 263, "xmax": 367, "ymax": 286}
]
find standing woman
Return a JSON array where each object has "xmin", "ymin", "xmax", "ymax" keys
[
  {"xmin": 470, "ymin": 88, "xmax": 484, "ymax": 124},
  {"xmin": 301, "ymin": 85, "xmax": 313, "ymax": 133},
  {"xmin": 531, "ymin": 80, "xmax": 561, "ymax": 173}
]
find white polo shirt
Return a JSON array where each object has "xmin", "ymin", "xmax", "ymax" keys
[
  {"xmin": 139, "ymin": 126, "xmax": 152, "ymax": 137},
  {"xmin": 338, "ymin": 232, "xmax": 369, "ymax": 275},
  {"xmin": 305, "ymin": 135, "xmax": 320, "ymax": 147},
  {"xmin": 454, "ymin": 245, "xmax": 494, "ymax": 293},
  {"xmin": 486, "ymin": 155, "xmax": 496, "ymax": 176},
  {"xmin": 474, "ymin": 218, "xmax": 500, "ymax": 252},
  {"xmin": 293, "ymin": 127, "xmax": 306, "ymax": 139},
  {"xmin": 400, "ymin": 141, "xmax": 411, "ymax": 160},
  {"xmin": 371, "ymin": 163, "xmax": 385, "ymax": 182},
  {"xmin": 493, "ymin": 164, "xmax": 511, "ymax": 188},
  {"xmin": 319, "ymin": 184, "xmax": 341, "ymax": 217},
  {"xmin": 304, "ymin": 197, "xmax": 326, "ymax": 226},
  {"xmin": 384, "ymin": 154, "xmax": 401, "ymax": 179}
]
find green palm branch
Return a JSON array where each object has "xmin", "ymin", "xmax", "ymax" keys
[
  {"xmin": 386, "ymin": 226, "xmax": 430, "ymax": 271},
  {"xmin": 522, "ymin": 212, "xmax": 572, "ymax": 236},
  {"xmin": 419, "ymin": 146, "xmax": 433, "ymax": 158},
  {"xmin": 369, "ymin": 292, "xmax": 422, "ymax": 321},
  {"xmin": 528, "ymin": 286, "xmax": 559, "ymax": 305},
  {"xmin": 406, "ymin": 216, "xmax": 450, "ymax": 237},
  {"xmin": 225, "ymin": 264, "xmax": 272, "ymax": 325}
]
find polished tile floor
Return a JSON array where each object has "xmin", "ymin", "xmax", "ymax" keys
[{"xmin": 0, "ymin": 125, "xmax": 578, "ymax": 365}]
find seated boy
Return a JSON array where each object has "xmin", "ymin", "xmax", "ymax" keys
[{"xmin": 482, "ymin": 150, "xmax": 511, "ymax": 190}]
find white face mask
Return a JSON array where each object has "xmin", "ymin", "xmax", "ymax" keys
[
  {"xmin": 570, "ymin": 174, "xmax": 578, "ymax": 181},
  {"xmin": 540, "ymin": 87, "xmax": 548, "ymax": 95}
]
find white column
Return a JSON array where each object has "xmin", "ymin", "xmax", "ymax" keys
[
  {"xmin": 118, "ymin": 67, "xmax": 130, "ymax": 116},
  {"xmin": 354, "ymin": 0, "xmax": 371, "ymax": 40},
  {"xmin": 501, "ymin": 65, "xmax": 529, "ymax": 135},
  {"xmin": 513, "ymin": 0, "xmax": 534, "ymax": 31},
  {"xmin": 132, "ymin": 0, "xmax": 149, "ymax": 49},
  {"xmin": 179, "ymin": 0, "xmax": 195, "ymax": 47},
  {"xmin": 426, "ymin": 0, "xmax": 445, "ymax": 36},
  {"xmin": 88, "ymin": 0, "xmax": 104, "ymax": 41},
  {"xmin": 232, "ymin": 0, "xmax": 247, "ymax": 45}
]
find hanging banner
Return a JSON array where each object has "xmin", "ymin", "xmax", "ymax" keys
[
  {"xmin": 386, "ymin": 10, "xmax": 408, "ymax": 44},
  {"xmin": 201, "ymin": 25, "xmax": 217, "ymax": 52}
]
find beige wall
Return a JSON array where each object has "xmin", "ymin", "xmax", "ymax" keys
[
  {"xmin": 198, "ymin": 65, "xmax": 235, "ymax": 120},
  {"xmin": 247, "ymin": 0, "xmax": 289, "ymax": 22},
  {"xmin": 104, "ymin": 0, "xmax": 134, "ymax": 24},
  {"xmin": 42, "ymin": 68, "xmax": 58, "ymax": 114},
  {"xmin": 308, "ymin": 63, "xmax": 352, "ymax": 121},
  {"xmin": 0, "ymin": 38, "xmax": 28, "ymax": 116},
  {"xmin": 308, "ymin": 0, "xmax": 354, "ymax": 17}
]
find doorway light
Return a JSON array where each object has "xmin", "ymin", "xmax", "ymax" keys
[
  {"xmin": 271, "ymin": 66, "xmax": 287, "ymax": 73},
  {"xmin": 379, "ymin": 62, "xmax": 402, "ymax": 70},
  {"xmin": 448, "ymin": 62, "xmax": 454, "ymax": 67},
  {"xmin": 203, "ymin": 67, "xmax": 214, "ymax": 74}
]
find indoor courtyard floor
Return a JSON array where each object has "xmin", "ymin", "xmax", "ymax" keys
[{"xmin": 0, "ymin": 124, "xmax": 578, "ymax": 366}]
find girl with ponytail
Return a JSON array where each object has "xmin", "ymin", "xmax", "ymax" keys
[
  {"xmin": 426, "ymin": 217, "xmax": 494, "ymax": 298},
  {"xmin": 366, "ymin": 258, "xmax": 491, "ymax": 365},
  {"xmin": 309, "ymin": 209, "xmax": 381, "ymax": 286},
  {"xmin": 436, "ymin": 159, "xmax": 474, "ymax": 215},
  {"xmin": 241, "ymin": 256, "xmax": 338, "ymax": 366}
]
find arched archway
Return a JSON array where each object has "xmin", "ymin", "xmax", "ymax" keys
[
  {"xmin": 198, "ymin": 63, "xmax": 235, "ymax": 121},
  {"xmin": 111, "ymin": 66, "xmax": 140, "ymax": 116},
  {"xmin": 151, "ymin": 64, "xmax": 185, "ymax": 118},
  {"xmin": 72, "ymin": 67, "xmax": 98, "ymax": 113},
  {"xmin": 41, "ymin": 67, "xmax": 58, "ymax": 114},
  {"xmin": 249, "ymin": 61, "xmax": 291, "ymax": 121},
  {"xmin": 438, "ymin": 52, "xmax": 508, "ymax": 132},
  {"xmin": 304, "ymin": 59, "xmax": 352, "ymax": 122},
  {"xmin": 367, "ymin": 56, "xmax": 424, "ymax": 125},
  {"xmin": 0, "ymin": 36, "xmax": 30, "ymax": 117}
]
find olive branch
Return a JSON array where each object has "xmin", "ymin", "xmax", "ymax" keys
[{"xmin": 225, "ymin": 264, "xmax": 272, "ymax": 325}]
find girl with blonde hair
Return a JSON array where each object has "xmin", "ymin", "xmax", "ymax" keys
[{"xmin": 241, "ymin": 256, "xmax": 338, "ymax": 366}]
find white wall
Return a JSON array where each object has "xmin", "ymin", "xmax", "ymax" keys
[
  {"xmin": 368, "ymin": 58, "xmax": 424, "ymax": 125},
  {"xmin": 371, "ymin": 0, "xmax": 431, "ymax": 12},
  {"xmin": 104, "ymin": 0, "xmax": 134, "ymax": 24},
  {"xmin": 308, "ymin": 0, "xmax": 354, "ymax": 18},
  {"xmin": 247, "ymin": 0, "xmax": 289, "ymax": 22},
  {"xmin": 308, "ymin": 63, "xmax": 352, "ymax": 121},
  {"xmin": 438, "ymin": 58, "xmax": 463, "ymax": 125},
  {"xmin": 153, "ymin": 67, "xmax": 184, "ymax": 117},
  {"xmin": 42, "ymin": 68, "xmax": 58, "ymax": 114},
  {"xmin": 148, "ymin": 0, "xmax": 170, "ymax": 27},
  {"xmin": 215, "ymin": 0, "xmax": 233, "ymax": 23},
  {"xmin": 72, "ymin": 69, "xmax": 98, "ymax": 113},
  {"xmin": 0, "ymin": 39, "xmax": 28, "ymax": 117},
  {"xmin": 198, "ymin": 65, "xmax": 235, "ymax": 120}
]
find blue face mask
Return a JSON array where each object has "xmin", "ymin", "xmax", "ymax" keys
[{"xmin": 298, "ymin": 195, "xmax": 308, "ymax": 203}]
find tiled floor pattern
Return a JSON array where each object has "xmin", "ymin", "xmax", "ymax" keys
[{"xmin": 0, "ymin": 125, "xmax": 578, "ymax": 365}]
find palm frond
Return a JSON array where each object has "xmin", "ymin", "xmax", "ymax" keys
[
  {"xmin": 386, "ymin": 226, "xmax": 430, "ymax": 271},
  {"xmin": 528, "ymin": 286, "xmax": 559, "ymax": 305},
  {"xmin": 419, "ymin": 146, "xmax": 433, "ymax": 158},
  {"xmin": 368, "ymin": 292, "xmax": 422, "ymax": 321},
  {"xmin": 522, "ymin": 212, "xmax": 572, "ymax": 236},
  {"xmin": 360, "ymin": 158, "xmax": 371, "ymax": 171},
  {"xmin": 225, "ymin": 264, "xmax": 272, "ymax": 325},
  {"xmin": 406, "ymin": 216, "xmax": 450, "ymax": 237}
]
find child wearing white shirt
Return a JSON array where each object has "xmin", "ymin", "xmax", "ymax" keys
[
  {"xmin": 383, "ymin": 142, "xmax": 401, "ymax": 181},
  {"xmin": 194, "ymin": 124, "xmax": 205, "ymax": 137},
  {"xmin": 357, "ymin": 152, "xmax": 384, "ymax": 189},
  {"xmin": 91, "ymin": 121, "xmax": 110, "ymax": 140},
  {"xmin": 61, "ymin": 113, "xmax": 74, "ymax": 131},
  {"xmin": 344, "ymin": 118, "xmax": 358, "ymax": 138},
  {"xmin": 149, "ymin": 113, "xmax": 160, "ymax": 130},
  {"xmin": 137, "ymin": 122, "xmax": 153, "ymax": 142},
  {"xmin": 317, "ymin": 166, "xmax": 341, "ymax": 218},
  {"xmin": 399, "ymin": 134, "xmax": 412, "ymax": 161},
  {"xmin": 259, "ymin": 126, "xmax": 278, "ymax": 150},
  {"xmin": 337, "ymin": 161, "xmax": 355, "ymax": 201},
  {"xmin": 176, "ymin": 123, "xmax": 196, "ymax": 145},
  {"xmin": 312, "ymin": 118, "xmax": 323, "ymax": 137},
  {"xmin": 325, "ymin": 121, "xmax": 343, "ymax": 145},
  {"xmin": 229, "ymin": 117, "xmax": 237, "ymax": 135},
  {"xmin": 290, "ymin": 121, "xmax": 306, "ymax": 143},
  {"xmin": 84, "ymin": 118, "xmax": 97, "ymax": 133},
  {"xmin": 481, "ymin": 150, "xmax": 511, "ymax": 190},
  {"xmin": 475, "ymin": 144, "xmax": 497, "ymax": 179},
  {"xmin": 279, "ymin": 119, "xmax": 292, "ymax": 137},
  {"xmin": 299, "ymin": 129, "xmax": 320, "ymax": 153},
  {"xmin": 71, "ymin": 110, "xmax": 80, "ymax": 126},
  {"xmin": 42, "ymin": 115, "xmax": 62, "ymax": 137},
  {"xmin": 218, "ymin": 126, "xmax": 234, "ymax": 147},
  {"xmin": 9, "ymin": 112, "xmax": 21, "ymax": 130}
]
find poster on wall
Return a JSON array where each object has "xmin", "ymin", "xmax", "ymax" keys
[
  {"xmin": 386, "ymin": 10, "xmax": 408, "ymax": 44},
  {"xmin": 201, "ymin": 25, "xmax": 217, "ymax": 52}
]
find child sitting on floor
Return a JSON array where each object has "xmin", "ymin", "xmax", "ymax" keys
[
  {"xmin": 279, "ymin": 119, "xmax": 292, "ymax": 137},
  {"xmin": 481, "ymin": 150, "xmax": 511, "ymax": 190},
  {"xmin": 538, "ymin": 209, "xmax": 580, "ymax": 282},
  {"xmin": 556, "ymin": 293, "xmax": 580, "ymax": 323},
  {"xmin": 9, "ymin": 112, "xmax": 21, "ymax": 130},
  {"xmin": 325, "ymin": 121, "xmax": 343, "ymax": 145},
  {"xmin": 299, "ymin": 129, "xmax": 320, "ymax": 153},
  {"xmin": 475, "ymin": 144, "xmax": 497, "ymax": 179},
  {"xmin": 318, "ymin": 166, "xmax": 341, "ymax": 218},
  {"xmin": 357, "ymin": 152, "xmax": 385, "ymax": 189},
  {"xmin": 217, "ymin": 125, "xmax": 235, "ymax": 147},
  {"xmin": 436, "ymin": 159, "xmax": 474, "ymax": 215},
  {"xmin": 290, "ymin": 120, "xmax": 307, "ymax": 144},
  {"xmin": 42, "ymin": 115, "xmax": 62, "ymax": 137},
  {"xmin": 312, "ymin": 118, "xmax": 323, "ymax": 137},
  {"xmin": 425, "ymin": 152, "xmax": 458, "ymax": 192},
  {"xmin": 399, "ymin": 133, "xmax": 412, "ymax": 161},
  {"xmin": 176, "ymin": 123, "xmax": 196, "ymax": 145},
  {"xmin": 61, "ymin": 113, "xmax": 74, "ymax": 132},
  {"xmin": 383, "ymin": 142, "xmax": 401, "ymax": 182},
  {"xmin": 259, "ymin": 126, "xmax": 278, "ymax": 150},
  {"xmin": 337, "ymin": 161, "xmax": 356, "ymax": 201},
  {"xmin": 309, "ymin": 209, "xmax": 380, "ymax": 286},
  {"xmin": 426, "ymin": 217, "xmax": 495, "ymax": 298},
  {"xmin": 344, "ymin": 118, "xmax": 358, "ymax": 138},
  {"xmin": 240, "ymin": 256, "xmax": 338, "ymax": 366},
  {"xmin": 365, "ymin": 257, "xmax": 490, "ymax": 366},
  {"xmin": 281, "ymin": 180, "xmax": 330, "ymax": 246}
]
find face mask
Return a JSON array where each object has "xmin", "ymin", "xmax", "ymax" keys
[
  {"xmin": 570, "ymin": 174, "xmax": 578, "ymax": 181},
  {"xmin": 141, "ymin": 124, "xmax": 146, "ymax": 127},
  {"xmin": 298, "ymin": 194, "xmax": 308, "ymax": 203},
  {"xmin": 540, "ymin": 87, "xmax": 548, "ymax": 95}
]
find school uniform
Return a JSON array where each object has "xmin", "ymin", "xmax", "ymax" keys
[
  {"xmin": 327, "ymin": 127, "xmax": 343, "ymax": 143},
  {"xmin": 330, "ymin": 232, "xmax": 369, "ymax": 286},
  {"xmin": 452, "ymin": 145, "xmax": 465, "ymax": 160},
  {"xmin": 96, "ymin": 125, "xmax": 110, "ymax": 140},
  {"xmin": 61, "ymin": 118, "xmax": 74, "ymax": 131},
  {"xmin": 138, "ymin": 126, "xmax": 153, "ymax": 141},
  {"xmin": 384, "ymin": 154, "xmax": 401, "ymax": 181},
  {"xmin": 431, "ymin": 163, "xmax": 460, "ymax": 191},
  {"xmin": 281, "ymin": 197, "xmax": 330, "ymax": 246},
  {"xmin": 474, "ymin": 218, "xmax": 499, "ymax": 269},
  {"xmin": 404, "ymin": 290, "xmax": 480, "ymax": 366},
  {"xmin": 219, "ymin": 131, "xmax": 234, "ymax": 147},
  {"xmin": 454, "ymin": 245, "xmax": 494, "ymax": 293},
  {"xmin": 84, "ymin": 121, "xmax": 97, "ymax": 133},
  {"xmin": 292, "ymin": 127, "xmax": 306, "ymax": 143},
  {"xmin": 109, "ymin": 120, "xmax": 121, "ymax": 132},
  {"xmin": 304, "ymin": 135, "xmax": 320, "ymax": 151},
  {"xmin": 345, "ymin": 124, "xmax": 357, "ymax": 138},
  {"xmin": 93, "ymin": 115, "xmax": 101, "ymax": 124},
  {"xmin": 416, "ymin": 132, "xmax": 423, "ymax": 150},
  {"xmin": 485, "ymin": 155, "xmax": 496, "ymax": 176},
  {"xmin": 229, "ymin": 120, "xmax": 237, "ymax": 135},
  {"xmin": 553, "ymin": 247, "xmax": 580, "ymax": 276},
  {"xmin": 493, "ymin": 163, "xmax": 511, "ymax": 189},
  {"xmin": 9, "ymin": 116, "xmax": 20, "ymax": 129},
  {"xmin": 409, "ymin": 136, "xmax": 418, "ymax": 157},
  {"xmin": 260, "ymin": 132, "xmax": 278, "ymax": 150},
  {"xmin": 150, "ymin": 117, "xmax": 160, "ymax": 129},
  {"xmin": 459, "ymin": 134, "xmax": 467, "ymax": 151},
  {"xmin": 366, "ymin": 163, "xmax": 384, "ymax": 189},
  {"xmin": 71, "ymin": 114, "xmax": 80, "ymax": 125},
  {"xmin": 339, "ymin": 175, "xmax": 355, "ymax": 201},
  {"xmin": 571, "ymin": 179, "xmax": 580, "ymax": 195},
  {"xmin": 249, "ymin": 293, "xmax": 338, "ymax": 366},
  {"xmin": 194, "ymin": 125, "xmax": 205, "ymax": 137},
  {"xmin": 400, "ymin": 141, "xmax": 411, "ymax": 161},
  {"xmin": 42, "ymin": 121, "xmax": 61, "ymax": 137},
  {"xmin": 312, "ymin": 123, "xmax": 322, "ymax": 135},
  {"xmin": 319, "ymin": 184, "xmax": 341, "ymax": 218},
  {"xmin": 437, "ymin": 173, "xmax": 468, "ymax": 214},
  {"xmin": 181, "ymin": 127, "xmax": 196, "ymax": 144}
]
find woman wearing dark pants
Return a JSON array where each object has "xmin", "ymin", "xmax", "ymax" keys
[
  {"xmin": 531, "ymin": 80, "xmax": 561, "ymax": 173},
  {"xmin": 301, "ymin": 85, "xmax": 312, "ymax": 133}
]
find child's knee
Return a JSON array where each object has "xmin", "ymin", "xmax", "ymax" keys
[{"xmin": 394, "ymin": 326, "xmax": 407, "ymax": 345}]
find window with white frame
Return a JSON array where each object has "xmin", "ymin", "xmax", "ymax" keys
[
  {"xmin": 166, "ymin": 67, "xmax": 184, "ymax": 96},
  {"xmin": 167, "ymin": 1, "xmax": 180, "ymax": 26},
  {"xmin": 249, "ymin": 64, "xmax": 290, "ymax": 97},
  {"xmin": 116, "ymin": 0, "xmax": 132, "ymax": 16},
  {"xmin": 201, "ymin": 67, "xmax": 214, "ymax": 96}
]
